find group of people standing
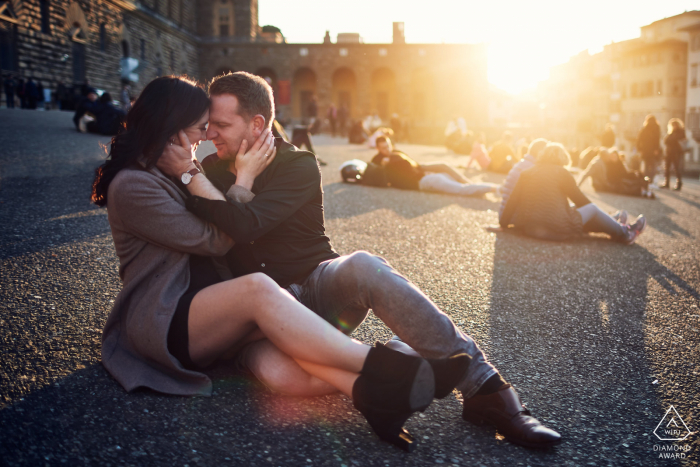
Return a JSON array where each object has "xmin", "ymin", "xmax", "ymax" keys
[
  {"xmin": 637, "ymin": 114, "xmax": 688, "ymax": 191},
  {"xmin": 2, "ymin": 74, "xmax": 52, "ymax": 110}
]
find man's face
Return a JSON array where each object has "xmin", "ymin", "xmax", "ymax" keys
[
  {"xmin": 377, "ymin": 140, "xmax": 392, "ymax": 158},
  {"xmin": 207, "ymin": 94, "xmax": 255, "ymax": 160}
]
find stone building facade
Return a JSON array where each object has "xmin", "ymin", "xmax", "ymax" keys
[
  {"xmin": 0, "ymin": 0, "xmax": 488, "ymax": 141},
  {"xmin": 1, "ymin": 0, "xmax": 200, "ymax": 105}
]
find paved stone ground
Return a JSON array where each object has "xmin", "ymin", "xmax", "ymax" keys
[{"xmin": 1, "ymin": 109, "xmax": 699, "ymax": 467}]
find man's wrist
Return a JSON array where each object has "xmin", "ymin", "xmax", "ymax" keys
[{"xmin": 235, "ymin": 173, "xmax": 255, "ymax": 191}]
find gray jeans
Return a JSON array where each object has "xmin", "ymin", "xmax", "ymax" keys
[
  {"xmin": 286, "ymin": 251, "xmax": 498, "ymax": 398},
  {"xmin": 577, "ymin": 203, "xmax": 626, "ymax": 239}
]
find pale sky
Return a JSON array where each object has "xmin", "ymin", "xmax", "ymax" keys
[{"xmin": 259, "ymin": 1, "xmax": 699, "ymax": 95}]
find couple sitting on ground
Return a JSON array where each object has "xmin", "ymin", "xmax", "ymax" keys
[
  {"xmin": 93, "ymin": 73, "xmax": 560, "ymax": 452},
  {"xmin": 351, "ymin": 135, "xmax": 498, "ymax": 196},
  {"xmin": 74, "ymin": 89, "xmax": 126, "ymax": 136},
  {"xmin": 498, "ymin": 139, "xmax": 647, "ymax": 244},
  {"xmin": 577, "ymin": 147, "xmax": 654, "ymax": 199}
]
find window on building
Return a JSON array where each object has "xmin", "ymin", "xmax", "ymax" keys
[
  {"xmin": 672, "ymin": 80, "xmax": 682, "ymax": 96},
  {"xmin": 631, "ymin": 83, "xmax": 638, "ymax": 98},
  {"xmin": 219, "ymin": 8, "xmax": 229, "ymax": 36},
  {"xmin": 693, "ymin": 33, "xmax": 700, "ymax": 52},
  {"xmin": 121, "ymin": 40, "xmax": 129, "ymax": 58},
  {"xmin": 216, "ymin": 0, "xmax": 231, "ymax": 37},
  {"xmin": 170, "ymin": 49, "xmax": 175, "ymax": 72},
  {"xmin": 99, "ymin": 23, "xmax": 107, "ymax": 51},
  {"xmin": 657, "ymin": 79, "xmax": 662, "ymax": 95},
  {"xmin": 40, "ymin": 0, "xmax": 50, "ymax": 34},
  {"xmin": 691, "ymin": 64, "xmax": 698, "ymax": 87},
  {"xmin": 688, "ymin": 108, "xmax": 699, "ymax": 132},
  {"xmin": 140, "ymin": 38, "xmax": 145, "ymax": 60}
]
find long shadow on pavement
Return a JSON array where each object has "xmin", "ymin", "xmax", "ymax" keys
[
  {"xmin": 323, "ymin": 182, "xmax": 501, "ymax": 221},
  {"xmin": 485, "ymin": 232, "xmax": 696, "ymax": 466}
]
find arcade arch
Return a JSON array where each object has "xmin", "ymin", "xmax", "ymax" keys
[
  {"xmin": 371, "ymin": 67, "xmax": 396, "ymax": 120},
  {"xmin": 292, "ymin": 67, "xmax": 316, "ymax": 120},
  {"xmin": 332, "ymin": 67, "xmax": 356, "ymax": 118},
  {"xmin": 410, "ymin": 67, "xmax": 435, "ymax": 122}
]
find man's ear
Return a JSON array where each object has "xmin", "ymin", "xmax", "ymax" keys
[{"xmin": 250, "ymin": 114, "xmax": 266, "ymax": 137}]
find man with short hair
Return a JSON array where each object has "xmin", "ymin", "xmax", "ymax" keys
[
  {"xmin": 370, "ymin": 136, "xmax": 497, "ymax": 196},
  {"xmin": 157, "ymin": 71, "xmax": 561, "ymax": 449}
]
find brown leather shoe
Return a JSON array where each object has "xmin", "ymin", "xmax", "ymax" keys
[{"xmin": 462, "ymin": 385, "xmax": 561, "ymax": 448}]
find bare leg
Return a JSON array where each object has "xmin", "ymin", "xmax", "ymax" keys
[
  {"xmin": 295, "ymin": 360, "xmax": 359, "ymax": 397},
  {"xmin": 241, "ymin": 339, "xmax": 339, "ymax": 396},
  {"xmin": 188, "ymin": 273, "xmax": 369, "ymax": 373},
  {"xmin": 420, "ymin": 162, "xmax": 469, "ymax": 183}
]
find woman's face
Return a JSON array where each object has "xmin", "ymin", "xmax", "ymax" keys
[{"xmin": 180, "ymin": 110, "xmax": 209, "ymax": 148}]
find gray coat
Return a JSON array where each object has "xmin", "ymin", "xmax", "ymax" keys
[{"xmin": 102, "ymin": 165, "xmax": 235, "ymax": 396}]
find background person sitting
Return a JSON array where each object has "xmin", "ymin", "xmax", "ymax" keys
[
  {"xmin": 367, "ymin": 127, "xmax": 394, "ymax": 149},
  {"xmin": 498, "ymin": 138, "xmax": 548, "ymax": 223},
  {"xmin": 488, "ymin": 131, "xmax": 517, "ymax": 173},
  {"xmin": 466, "ymin": 132, "xmax": 491, "ymax": 170},
  {"xmin": 76, "ymin": 92, "xmax": 126, "ymax": 135},
  {"xmin": 73, "ymin": 87, "xmax": 99, "ymax": 132},
  {"xmin": 365, "ymin": 136, "xmax": 497, "ymax": 196},
  {"xmin": 500, "ymin": 143, "xmax": 646, "ymax": 245},
  {"xmin": 578, "ymin": 147, "xmax": 652, "ymax": 198},
  {"xmin": 348, "ymin": 119, "xmax": 368, "ymax": 144}
]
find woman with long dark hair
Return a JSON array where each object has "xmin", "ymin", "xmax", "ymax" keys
[{"xmin": 92, "ymin": 76, "xmax": 468, "ymax": 451}]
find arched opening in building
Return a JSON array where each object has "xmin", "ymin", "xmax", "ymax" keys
[
  {"xmin": 292, "ymin": 67, "xmax": 316, "ymax": 121},
  {"xmin": 332, "ymin": 67, "xmax": 356, "ymax": 119},
  {"xmin": 410, "ymin": 67, "xmax": 434, "ymax": 123},
  {"xmin": 371, "ymin": 67, "xmax": 396, "ymax": 120},
  {"xmin": 255, "ymin": 67, "xmax": 277, "ymax": 102}
]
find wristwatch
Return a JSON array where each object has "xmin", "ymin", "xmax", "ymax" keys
[{"xmin": 180, "ymin": 167, "xmax": 201, "ymax": 185}]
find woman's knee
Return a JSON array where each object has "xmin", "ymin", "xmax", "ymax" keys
[{"xmin": 236, "ymin": 272, "xmax": 280, "ymax": 296}]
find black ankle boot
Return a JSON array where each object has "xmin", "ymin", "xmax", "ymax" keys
[
  {"xmin": 383, "ymin": 337, "xmax": 471, "ymax": 399},
  {"xmin": 354, "ymin": 343, "xmax": 435, "ymax": 413},
  {"xmin": 352, "ymin": 343, "xmax": 436, "ymax": 451},
  {"xmin": 428, "ymin": 353, "xmax": 471, "ymax": 399}
]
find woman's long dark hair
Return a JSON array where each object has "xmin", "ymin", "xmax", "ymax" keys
[{"xmin": 91, "ymin": 76, "xmax": 210, "ymax": 207}]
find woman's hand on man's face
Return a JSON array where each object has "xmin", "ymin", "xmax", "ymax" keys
[
  {"xmin": 234, "ymin": 128, "xmax": 277, "ymax": 186},
  {"xmin": 156, "ymin": 130, "xmax": 197, "ymax": 177}
]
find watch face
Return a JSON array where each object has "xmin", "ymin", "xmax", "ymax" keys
[{"xmin": 181, "ymin": 172, "xmax": 193, "ymax": 185}]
